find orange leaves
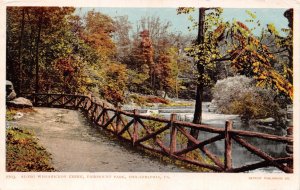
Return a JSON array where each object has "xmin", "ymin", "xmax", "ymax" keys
[
  {"xmin": 237, "ymin": 21, "xmax": 250, "ymax": 31},
  {"xmin": 228, "ymin": 32, "xmax": 293, "ymax": 100},
  {"xmin": 226, "ymin": 20, "xmax": 293, "ymax": 100},
  {"xmin": 154, "ymin": 52, "xmax": 177, "ymax": 92},
  {"xmin": 83, "ymin": 11, "xmax": 116, "ymax": 58},
  {"xmin": 213, "ymin": 24, "xmax": 226, "ymax": 41},
  {"xmin": 139, "ymin": 30, "xmax": 154, "ymax": 65},
  {"xmin": 55, "ymin": 58, "xmax": 75, "ymax": 75},
  {"xmin": 269, "ymin": 70, "xmax": 293, "ymax": 100}
]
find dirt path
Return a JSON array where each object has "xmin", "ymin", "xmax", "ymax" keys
[{"xmin": 11, "ymin": 108, "xmax": 188, "ymax": 172}]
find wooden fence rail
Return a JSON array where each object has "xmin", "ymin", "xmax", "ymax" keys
[{"xmin": 19, "ymin": 93, "xmax": 293, "ymax": 173}]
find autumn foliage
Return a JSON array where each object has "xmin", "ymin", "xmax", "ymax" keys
[
  {"xmin": 6, "ymin": 7, "xmax": 293, "ymax": 106},
  {"xmin": 6, "ymin": 127, "xmax": 55, "ymax": 171}
]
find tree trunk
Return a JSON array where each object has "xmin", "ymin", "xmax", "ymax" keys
[
  {"xmin": 284, "ymin": 9, "xmax": 293, "ymax": 84},
  {"xmin": 188, "ymin": 8, "xmax": 206, "ymax": 147},
  {"xmin": 17, "ymin": 8, "xmax": 25, "ymax": 94},
  {"xmin": 35, "ymin": 11, "xmax": 43, "ymax": 93}
]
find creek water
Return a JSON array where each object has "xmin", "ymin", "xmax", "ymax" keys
[{"xmin": 139, "ymin": 103, "xmax": 288, "ymax": 173}]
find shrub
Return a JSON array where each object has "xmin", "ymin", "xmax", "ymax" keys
[
  {"xmin": 6, "ymin": 127, "xmax": 55, "ymax": 171},
  {"xmin": 6, "ymin": 109, "xmax": 17, "ymax": 121},
  {"xmin": 128, "ymin": 94, "xmax": 169, "ymax": 106},
  {"xmin": 99, "ymin": 62, "xmax": 128, "ymax": 106},
  {"xmin": 212, "ymin": 75, "xmax": 282, "ymax": 122},
  {"xmin": 146, "ymin": 96, "xmax": 169, "ymax": 104}
]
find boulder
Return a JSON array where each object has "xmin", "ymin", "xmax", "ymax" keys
[
  {"xmin": 7, "ymin": 90, "xmax": 17, "ymax": 101},
  {"xmin": 6, "ymin": 80, "xmax": 17, "ymax": 101},
  {"xmin": 7, "ymin": 97, "xmax": 33, "ymax": 108}
]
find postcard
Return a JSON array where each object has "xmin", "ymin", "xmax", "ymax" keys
[{"xmin": 1, "ymin": 0, "xmax": 299, "ymax": 190}]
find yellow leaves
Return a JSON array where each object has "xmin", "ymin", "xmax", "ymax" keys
[
  {"xmin": 176, "ymin": 7, "xmax": 195, "ymax": 15},
  {"xmin": 287, "ymin": 68, "xmax": 293, "ymax": 76},
  {"xmin": 85, "ymin": 77, "xmax": 93, "ymax": 84},
  {"xmin": 256, "ymin": 68, "xmax": 294, "ymax": 100},
  {"xmin": 267, "ymin": 23, "xmax": 279, "ymax": 36},
  {"xmin": 255, "ymin": 53, "xmax": 267, "ymax": 63},
  {"xmin": 256, "ymin": 80, "xmax": 266, "ymax": 87},
  {"xmin": 257, "ymin": 75, "xmax": 267, "ymax": 80},
  {"xmin": 253, "ymin": 62, "xmax": 259, "ymax": 67},
  {"xmin": 253, "ymin": 67, "xmax": 259, "ymax": 74},
  {"xmin": 288, "ymin": 87, "xmax": 293, "ymax": 100}
]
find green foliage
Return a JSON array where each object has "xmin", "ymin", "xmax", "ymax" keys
[
  {"xmin": 128, "ymin": 68, "xmax": 150, "ymax": 84},
  {"xmin": 176, "ymin": 7, "xmax": 196, "ymax": 15},
  {"xmin": 267, "ymin": 23, "xmax": 279, "ymax": 36},
  {"xmin": 6, "ymin": 127, "xmax": 55, "ymax": 172},
  {"xmin": 140, "ymin": 115, "xmax": 167, "ymax": 146},
  {"xmin": 6, "ymin": 109, "xmax": 17, "ymax": 121},
  {"xmin": 6, "ymin": 7, "xmax": 124, "ymax": 97},
  {"xmin": 210, "ymin": 10, "xmax": 293, "ymax": 101},
  {"xmin": 246, "ymin": 10, "xmax": 257, "ymax": 19},
  {"xmin": 178, "ymin": 7, "xmax": 293, "ymax": 102},
  {"xmin": 128, "ymin": 94, "xmax": 148, "ymax": 106},
  {"xmin": 6, "ymin": 7, "xmax": 95, "ymax": 94},
  {"xmin": 180, "ymin": 8, "xmax": 226, "ymax": 87},
  {"xmin": 99, "ymin": 62, "xmax": 128, "ymax": 106}
]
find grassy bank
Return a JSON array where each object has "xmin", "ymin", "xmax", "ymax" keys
[
  {"xmin": 6, "ymin": 127, "xmax": 55, "ymax": 172},
  {"xmin": 6, "ymin": 108, "xmax": 55, "ymax": 172}
]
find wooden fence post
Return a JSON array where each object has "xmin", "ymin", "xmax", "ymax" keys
[
  {"xmin": 102, "ymin": 103, "xmax": 107, "ymax": 125},
  {"xmin": 92, "ymin": 100, "xmax": 98, "ymax": 121},
  {"xmin": 62, "ymin": 94, "xmax": 65, "ymax": 105},
  {"xmin": 91, "ymin": 96, "xmax": 97, "ymax": 119},
  {"xmin": 83, "ymin": 96, "xmax": 88, "ymax": 110},
  {"xmin": 86, "ymin": 93, "xmax": 92, "ymax": 110},
  {"xmin": 33, "ymin": 94, "xmax": 36, "ymax": 105},
  {"xmin": 169, "ymin": 113, "xmax": 177, "ymax": 155},
  {"xmin": 225, "ymin": 120, "xmax": 233, "ymax": 172},
  {"xmin": 47, "ymin": 91, "xmax": 50, "ymax": 105},
  {"xmin": 133, "ymin": 109, "xmax": 139, "ymax": 146},
  {"xmin": 89, "ymin": 96, "xmax": 93, "ymax": 117},
  {"xmin": 286, "ymin": 121, "xmax": 293, "ymax": 169},
  {"xmin": 74, "ymin": 92, "xmax": 78, "ymax": 108},
  {"xmin": 116, "ymin": 108, "xmax": 121, "ymax": 134}
]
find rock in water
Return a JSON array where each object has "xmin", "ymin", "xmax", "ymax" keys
[{"xmin": 7, "ymin": 97, "xmax": 33, "ymax": 108}]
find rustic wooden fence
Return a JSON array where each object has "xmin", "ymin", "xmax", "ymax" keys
[{"xmin": 20, "ymin": 93, "xmax": 293, "ymax": 173}]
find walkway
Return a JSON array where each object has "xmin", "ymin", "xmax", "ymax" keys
[{"xmin": 12, "ymin": 108, "xmax": 188, "ymax": 172}]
